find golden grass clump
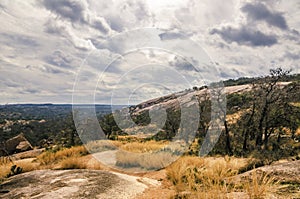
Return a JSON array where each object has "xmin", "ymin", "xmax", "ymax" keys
[
  {"xmin": 85, "ymin": 140, "xmax": 118, "ymax": 153},
  {"xmin": 37, "ymin": 146, "xmax": 88, "ymax": 166},
  {"xmin": 13, "ymin": 159, "xmax": 39, "ymax": 173},
  {"xmin": 116, "ymin": 150, "xmax": 176, "ymax": 170},
  {"xmin": 166, "ymin": 156, "xmax": 275, "ymax": 198},
  {"xmin": 0, "ymin": 163, "xmax": 14, "ymax": 180},
  {"xmin": 0, "ymin": 158, "xmax": 39, "ymax": 181},
  {"xmin": 166, "ymin": 156, "xmax": 206, "ymax": 192},
  {"xmin": 244, "ymin": 171, "xmax": 276, "ymax": 199},
  {"xmin": 59, "ymin": 157, "xmax": 87, "ymax": 169},
  {"xmin": 0, "ymin": 156, "xmax": 13, "ymax": 165},
  {"xmin": 120, "ymin": 140, "xmax": 168, "ymax": 153}
]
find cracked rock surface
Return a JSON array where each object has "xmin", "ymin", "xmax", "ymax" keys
[{"xmin": 0, "ymin": 169, "xmax": 151, "ymax": 199}]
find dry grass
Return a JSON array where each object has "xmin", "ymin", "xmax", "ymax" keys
[
  {"xmin": 0, "ymin": 156, "xmax": 13, "ymax": 165},
  {"xmin": 0, "ymin": 158, "xmax": 39, "ymax": 181},
  {"xmin": 13, "ymin": 159, "xmax": 39, "ymax": 173},
  {"xmin": 0, "ymin": 163, "xmax": 14, "ymax": 180},
  {"xmin": 37, "ymin": 146, "xmax": 88, "ymax": 166},
  {"xmin": 59, "ymin": 157, "xmax": 88, "ymax": 169},
  {"xmin": 119, "ymin": 140, "xmax": 168, "ymax": 153},
  {"xmin": 85, "ymin": 156, "xmax": 103, "ymax": 170},
  {"xmin": 116, "ymin": 150, "xmax": 176, "ymax": 170},
  {"xmin": 109, "ymin": 139, "xmax": 173, "ymax": 170},
  {"xmin": 290, "ymin": 102, "xmax": 300, "ymax": 108},
  {"xmin": 166, "ymin": 156, "xmax": 276, "ymax": 198},
  {"xmin": 166, "ymin": 156, "xmax": 206, "ymax": 192},
  {"xmin": 244, "ymin": 171, "xmax": 277, "ymax": 199},
  {"xmin": 226, "ymin": 109, "xmax": 246, "ymax": 125},
  {"xmin": 86, "ymin": 140, "xmax": 119, "ymax": 153}
]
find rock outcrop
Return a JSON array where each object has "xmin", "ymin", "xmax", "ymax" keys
[
  {"xmin": 235, "ymin": 160, "xmax": 300, "ymax": 184},
  {"xmin": 0, "ymin": 133, "xmax": 33, "ymax": 156},
  {"xmin": 0, "ymin": 169, "xmax": 158, "ymax": 199}
]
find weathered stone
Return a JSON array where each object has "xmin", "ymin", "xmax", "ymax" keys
[{"xmin": 0, "ymin": 169, "xmax": 157, "ymax": 199}]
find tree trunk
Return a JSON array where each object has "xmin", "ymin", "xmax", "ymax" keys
[
  {"xmin": 243, "ymin": 103, "xmax": 256, "ymax": 151},
  {"xmin": 243, "ymin": 130, "xmax": 249, "ymax": 151},
  {"xmin": 224, "ymin": 120, "xmax": 232, "ymax": 155},
  {"xmin": 256, "ymin": 104, "xmax": 268, "ymax": 147}
]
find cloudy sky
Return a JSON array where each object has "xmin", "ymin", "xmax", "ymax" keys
[{"xmin": 0, "ymin": 0, "xmax": 299, "ymax": 104}]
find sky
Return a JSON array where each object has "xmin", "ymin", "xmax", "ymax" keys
[{"xmin": 0, "ymin": 0, "xmax": 299, "ymax": 104}]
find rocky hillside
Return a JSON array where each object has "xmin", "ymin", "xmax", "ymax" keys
[
  {"xmin": 130, "ymin": 84, "xmax": 251, "ymax": 115},
  {"xmin": 101, "ymin": 70, "xmax": 300, "ymax": 158}
]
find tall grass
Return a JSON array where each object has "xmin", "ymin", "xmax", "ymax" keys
[
  {"xmin": 0, "ymin": 163, "xmax": 14, "ymax": 180},
  {"xmin": 85, "ymin": 140, "xmax": 119, "ymax": 153},
  {"xmin": 37, "ymin": 146, "xmax": 88, "ymax": 166},
  {"xmin": 116, "ymin": 150, "xmax": 176, "ymax": 170},
  {"xmin": 120, "ymin": 140, "xmax": 168, "ymax": 153},
  {"xmin": 244, "ymin": 171, "xmax": 276, "ymax": 199},
  {"xmin": 59, "ymin": 157, "xmax": 87, "ymax": 169},
  {"xmin": 0, "ymin": 158, "xmax": 39, "ymax": 181},
  {"xmin": 166, "ymin": 156, "xmax": 275, "ymax": 198}
]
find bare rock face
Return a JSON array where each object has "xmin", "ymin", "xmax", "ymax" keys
[
  {"xmin": 0, "ymin": 133, "xmax": 33, "ymax": 156},
  {"xmin": 256, "ymin": 160, "xmax": 300, "ymax": 183},
  {"xmin": 0, "ymin": 169, "xmax": 153, "ymax": 199},
  {"xmin": 238, "ymin": 160, "xmax": 300, "ymax": 184}
]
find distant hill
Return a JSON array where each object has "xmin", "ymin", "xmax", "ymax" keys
[
  {"xmin": 0, "ymin": 104, "xmax": 119, "ymax": 121},
  {"xmin": 100, "ymin": 70, "xmax": 300, "ymax": 158},
  {"xmin": 223, "ymin": 73, "xmax": 300, "ymax": 87},
  {"xmin": 0, "ymin": 104, "xmax": 121, "ymax": 148}
]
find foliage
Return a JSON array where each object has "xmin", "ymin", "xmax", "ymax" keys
[
  {"xmin": 0, "ymin": 105, "xmax": 112, "ymax": 147},
  {"xmin": 6, "ymin": 165, "xmax": 23, "ymax": 178},
  {"xmin": 207, "ymin": 68, "xmax": 300, "ymax": 159}
]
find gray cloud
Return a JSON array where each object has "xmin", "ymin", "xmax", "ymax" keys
[
  {"xmin": 25, "ymin": 64, "xmax": 69, "ymax": 75},
  {"xmin": 0, "ymin": 0, "xmax": 299, "ymax": 104},
  {"xmin": 210, "ymin": 26, "xmax": 278, "ymax": 47},
  {"xmin": 43, "ymin": 0, "xmax": 87, "ymax": 23},
  {"xmin": 44, "ymin": 50, "xmax": 79, "ymax": 69},
  {"xmin": 44, "ymin": 19, "xmax": 96, "ymax": 51},
  {"xmin": 21, "ymin": 88, "xmax": 40, "ymax": 94},
  {"xmin": 159, "ymin": 32, "xmax": 186, "ymax": 41},
  {"xmin": 90, "ymin": 16, "xmax": 110, "ymax": 34},
  {"xmin": 42, "ymin": 0, "xmax": 111, "ymax": 34},
  {"xmin": 242, "ymin": 2, "xmax": 288, "ymax": 30},
  {"xmin": 284, "ymin": 51, "xmax": 300, "ymax": 60},
  {"xmin": 169, "ymin": 56, "xmax": 199, "ymax": 72},
  {"xmin": 131, "ymin": 1, "xmax": 152, "ymax": 21},
  {"xmin": 0, "ymin": 33, "xmax": 39, "ymax": 47},
  {"xmin": 0, "ymin": 3, "xmax": 5, "ymax": 10},
  {"xmin": 284, "ymin": 29, "xmax": 300, "ymax": 42},
  {"xmin": 106, "ymin": 15, "xmax": 124, "ymax": 32},
  {"xmin": 44, "ymin": 19, "xmax": 65, "ymax": 35},
  {"xmin": 1, "ymin": 79, "xmax": 19, "ymax": 88}
]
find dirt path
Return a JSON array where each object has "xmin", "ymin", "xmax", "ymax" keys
[{"xmin": 92, "ymin": 150, "xmax": 118, "ymax": 167}]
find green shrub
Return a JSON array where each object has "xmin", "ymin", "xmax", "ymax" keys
[{"xmin": 6, "ymin": 165, "xmax": 23, "ymax": 178}]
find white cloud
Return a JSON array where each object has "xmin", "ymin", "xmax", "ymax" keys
[{"xmin": 0, "ymin": 0, "xmax": 299, "ymax": 104}]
